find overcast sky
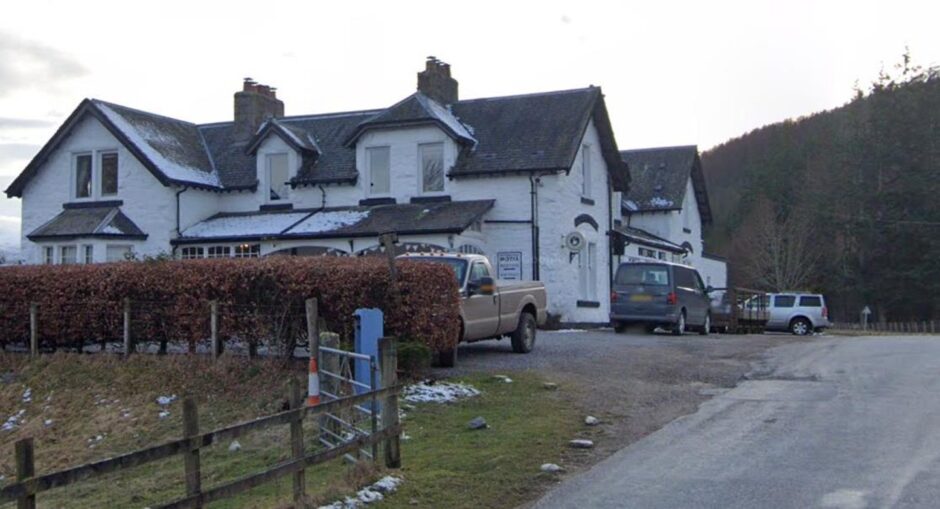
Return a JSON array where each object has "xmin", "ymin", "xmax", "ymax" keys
[{"xmin": 1, "ymin": 0, "xmax": 938, "ymax": 246}]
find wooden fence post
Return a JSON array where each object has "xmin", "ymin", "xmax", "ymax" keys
[
  {"xmin": 123, "ymin": 298, "xmax": 132, "ymax": 358},
  {"xmin": 29, "ymin": 303, "xmax": 38, "ymax": 358},
  {"xmin": 15, "ymin": 438, "xmax": 35, "ymax": 509},
  {"xmin": 379, "ymin": 336, "xmax": 401, "ymax": 469},
  {"xmin": 182, "ymin": 397, "xmax": 202, "ymax": 507},
  {"xmin": 210, "ymin": 301, "xmax": 219, "ymax": 359},
  {"xmin": 289, "ymin": 378, "xmax": 306, "ymax": 505},
  {"xmin": 305, "ymin": 299, "xmax": 319, "ymax": 357}
]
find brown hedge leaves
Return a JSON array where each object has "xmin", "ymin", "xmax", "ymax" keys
[{"xmin": 0, "ymin": 257, "xmax": 460, "ymax": 354}]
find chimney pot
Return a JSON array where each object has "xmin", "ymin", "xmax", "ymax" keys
[
  {"xmin": 234, "ymin": 79, "xmax": 284, "ymax": 140},
  {"xmin": 417, "ymin": 57, "xmax": 458, "ymax": 105}
]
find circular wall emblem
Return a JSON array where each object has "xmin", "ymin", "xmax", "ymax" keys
[{"xmin": 564, "ymin": 231, "xmax": 586, "ymax": 252}]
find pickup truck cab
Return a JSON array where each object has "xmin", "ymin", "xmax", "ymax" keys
[{"xmin": 398, "ymin": 253, "xmax": 547, "ymax": 367}]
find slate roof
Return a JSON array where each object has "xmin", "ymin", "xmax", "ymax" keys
[
  {"xmin": 174, "ymin": 199, "xmax": 494, "ymax": 244},
  {"xmin": 6, "ymin": 86, "xmax": 626, "ymax": 197},
  {"xmin": 618, "ymin": 146, "xmax": 712, "ymax": 224},
  {"xmin": 27, "ymin": 205, "xmax": 147, "ymax": 240},
  {"xmin": 344, "ymin": 92, "xmax": 477, "ymax": 147},
  {"xmin": 612, "ymin": 224, "xmax": 686, "ymax": 253}
]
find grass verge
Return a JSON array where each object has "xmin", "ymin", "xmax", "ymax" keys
[{"xmin": 0, "ymin": 355, "xmax": 582, "ymax": 508}]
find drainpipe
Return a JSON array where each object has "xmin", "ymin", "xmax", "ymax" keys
[
  {"xmin": 529, "ymin": 174, "xmax": 541, "ymax": 280},
  {"xmin": 173, "ymin": 187, "xmax": 188, "ymax": 258},
  {"xmin": 607, "ymin": 177, "xmax": 614, "ymax": 291},
  {"xmin": 317, "ymin": 184, "xmax": 327, "ymax": 211}
]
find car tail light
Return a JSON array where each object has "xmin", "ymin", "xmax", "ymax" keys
[
  {"xmin": 611, "ymin": 291, "xmax": 619, "ymax": 303},
  {"xmin": 822, "ymin": 306, "xmax": 828, "ymax": 318},
  {"xmin": 667, "ymin": 292, "xmax": 678, "ymax": 305}
]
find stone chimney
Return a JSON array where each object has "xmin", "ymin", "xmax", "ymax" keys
[
  {"xmin": 234, "ymin": 77, "xmax": 285, "ymax": 140},
  {"xmin": 417, "ymin": 56, "xmax": 458, "ymax": 105}
]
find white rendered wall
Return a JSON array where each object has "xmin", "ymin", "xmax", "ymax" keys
[{"xmin": 20, "ymin": 115, "xmax": 178, "ymax": 263}]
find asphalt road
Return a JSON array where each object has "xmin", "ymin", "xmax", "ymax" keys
[{"xmin": 534, "ymin": 335, "xmax": 940, "ymax": 509}]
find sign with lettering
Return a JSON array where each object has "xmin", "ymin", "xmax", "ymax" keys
[{"xmin": 496, "ymin": 251, "xmax": 523, "ymax": 280}]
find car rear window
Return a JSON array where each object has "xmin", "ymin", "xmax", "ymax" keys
[
  {"xmin": 774, "ymin": 296, "xmax": 796, "ymax": 308},
  {"xmin": 800, "ymin": 296, "xmax": 822, "ymax": 307},
  {"xmin": 615, "ymin": 264, "xmax": 669, "ymax": 286}
]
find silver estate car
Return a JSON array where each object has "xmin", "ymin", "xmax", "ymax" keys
[{"xmin": 759, "ymin": 293, "xmax": 830, "ymax": 335}]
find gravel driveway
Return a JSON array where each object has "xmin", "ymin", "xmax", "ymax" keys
[{"xmin": 435, "ymin": 328, "xmax": 809, "ymax": 474}]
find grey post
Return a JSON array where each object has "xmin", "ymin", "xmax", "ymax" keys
[
  {"xmin": 379, "ymin": 336, "xmax": 401, "ymax": 468},
  {"xmin": 123, "ymin": 298, "xmax": 132, "ymax": 358},
  {"xmin": 15, "ymin": 437, "xmax": 35, "ymax": 509},
  {"xmin": 210, "ymin": 300, "xmax": 219, "ymax": 359},
  {"xmin": 29, "ymin": 303, "xmax": 38, "ymax": 358},
  {"xmin": 305, "ymin": 298, "xmax": 319, "ymax": 359},
  {"xmin": 182, "ymin": 397, "xmax": 202, "ymax": 507},
  {"xmin": 289, "ymin": 378, "xmax": 306, "ymax": 504}
]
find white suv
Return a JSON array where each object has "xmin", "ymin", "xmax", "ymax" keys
[{"xmin": 764, "ymin": 293, "xmax": 830, "ymax": 335}]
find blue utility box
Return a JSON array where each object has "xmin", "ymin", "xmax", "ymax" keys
[{"xmin": 353, "ymin": 308, "xmax": 384, "ymax": 395}]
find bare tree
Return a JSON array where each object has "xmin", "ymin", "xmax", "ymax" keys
[{"xmin": 735, "ymin": 200, "xmax": 821, "ymax": 291}]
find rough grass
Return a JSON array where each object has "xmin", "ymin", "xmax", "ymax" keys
[{"xmin": 0, "ymin": 355, "xmax": 581, "ymax": 508}]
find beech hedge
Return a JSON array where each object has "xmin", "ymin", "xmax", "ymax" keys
[{"xmin": 0, "ymin": 257, "xmax": 461, "ymax": 354}]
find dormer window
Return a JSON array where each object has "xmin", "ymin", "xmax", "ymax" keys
[
  {"xmin": 419, "ymin": 142, "xmax": 444, "ymax": 193},
  {"xmin": 266, "ymin": 153, "xmax": 289, "ymax": 201},
  {"xmin": 367, "ymin": 146, "xmax": 390, "ymax": 195}
]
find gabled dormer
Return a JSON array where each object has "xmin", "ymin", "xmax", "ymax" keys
[{"xmin": 246, "ymin": 118, "xmax": 321, "ymax": 205}]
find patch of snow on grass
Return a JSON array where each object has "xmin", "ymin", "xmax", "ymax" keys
[
  {"xmin": 2, "ymin": 410, "xmax": 25, "ymax": 431},
  {"xmin": 318, "ymin": 476, "xmax": 403, "ymax": 508},
  {"xmin": 21, "ymin": 388, "xmax": 31, "ymax": 403},
  {"xmin": 158, "ymin": 410, "xmax": 171, "ymax": 419},
  {"xmin": 156, "ymin": 395, "xmax": 177, "ymax": 406},
  {"xmin": 545, "ymin": 329, "xmax": 586, "ymax": 333},
  {"xmin": 289, "ymin": 210, "xmax": 370, "ymax": 235},
  {"xmin": 403, "ymin": 381, "xmax": 480, "ymax": 404}
]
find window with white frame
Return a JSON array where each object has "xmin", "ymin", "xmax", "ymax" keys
[
  {"xmin": 100, "ymin": 152, "xmax": 119, "ymax": 196},
  {"xmin": 74, "ymin": 154, "xmax": 93, "ymax": 199},
  {"xmin": 82, "ymin": 245, "xmax": 93, "ymax": 264},
  {"xmin": 266, "ymin": 153, "xmax": 289, "ymax": 201},
  {"xmin": 638, "ymin": 247, "xmax": 656, "ymax": 259},
  {"xmin": 234, "ymin": 244, "xmax": 260, "ymax": 258},
  {"xmin": 207, "ymin": 246, "xmax": 231, "ymax": 258},
  {"xmin": 581, "ymin": 144, "xmax": 592, "ymax": 198},
  {"xmin": 43, "ymin": 246, "xmax": 54, "ymax": 265},
  {"xmin": 366, "ymin": 146, "xmax": 390, "ymax": 195},
  {"xmin": 578, "ymin": 242, "xmax": 598, "ymax": 301},
  {"xmin": 106, "ymin": 245, "xmax": 133, "ymax": 262},
  {"xmin": 419, "ymin": 142, "xmax": 444, "ymax": 193},
  {"xmin": 181, "ymin": 247, "xmax": 205, "ymax": 260},
  {"xmin": 59, "ymin": 245, "xmax": 77, "ymax": 265}
]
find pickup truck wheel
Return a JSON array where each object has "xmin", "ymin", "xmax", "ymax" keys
[
  {"xmin": 511, "ymin": 313, "xmax": 537, "ymax": 353},
  {"xmin": 437, "ymin": 346, "xmax": 457, "ymax": 368},
  {"xmin": 613, "ymin": 321, "xmax": 628, "ymax": 333}
]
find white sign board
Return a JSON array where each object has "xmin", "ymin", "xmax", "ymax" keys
[{"xmin": 497, "ymin": 251, "xmax": 523, "ymax": 280}]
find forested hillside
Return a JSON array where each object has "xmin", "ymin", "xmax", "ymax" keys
[{"xmin": 702, "ymin": 56, "xmax": 940, "ymax": 322}]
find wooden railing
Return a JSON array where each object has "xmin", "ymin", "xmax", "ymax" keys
[{"xmin": 0, "ymin": 337, "xmax": 402, "ymax": 509}]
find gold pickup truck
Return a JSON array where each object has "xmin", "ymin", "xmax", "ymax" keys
[{"xmin": 398, "ymin": 253, "xmax": 548, "ymax": 367}]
